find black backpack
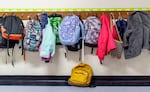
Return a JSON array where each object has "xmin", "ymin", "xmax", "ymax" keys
[
  {"xmin": 0, "ymin": 16, "xmax": 23, "ymax": 66},
  {"xmin": 0, "ymin": 17, "xmax": 18, "ymax": 48}
]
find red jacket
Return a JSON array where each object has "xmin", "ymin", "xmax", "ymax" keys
[{"xmin": 96, "ymin": 14, "xmax": 116, "ymax": 61}]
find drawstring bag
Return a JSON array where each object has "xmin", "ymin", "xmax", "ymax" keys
[{"xmin": 110, "ymin": 14, "xmax": 123, "ymax": 59}]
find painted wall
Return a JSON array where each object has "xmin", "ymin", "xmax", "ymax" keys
[
  {"xmin": 0, "ymin": 0, "xmax": 149, "ymax": 8},
  {"xmin": 0, "ymin": 20, "xmax": 150, "ymax": 76},
  {"xmin": 0, "ymin": 0, "xmax": 150, "ymax": 76}
]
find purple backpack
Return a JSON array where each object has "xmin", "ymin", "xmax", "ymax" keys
[
  {"xmin": 84, "ymin": 16, "xmax": 101, "ymax": 53},
  {"xmin": 85, "ymin": 16, "xmax": 101, "ymax": 45}
]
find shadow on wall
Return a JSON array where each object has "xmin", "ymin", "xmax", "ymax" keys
[{"xmin": 0, "ymin": 41, "xmax": 150, "ymax": 75}]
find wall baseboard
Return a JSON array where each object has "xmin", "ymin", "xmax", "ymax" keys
[{"xmin": 0, "ymin": 76, "xmax": 150, "ymax": 86}]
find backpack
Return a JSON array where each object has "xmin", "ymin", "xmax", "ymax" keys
[
  {"xmin": 24, "ymin": 19, "xmax": 42, "ymax": 51},
  {"xmin": 1, "ymin": 15, "xmax": 24, "ymax": 56},
  {"xmin": 59, "ymin": 14, "xmax": 85, "ymax": 46},
  {"xmin": 1, "ymin": 15, "xmax": 24, "ymax": 40},
  {"xmin": 84, "ymin": 16, "xmax": 101, "ymax": 54},
  {"xmin": 68, "ymin": 63, "xmax": 93, "ymax": 87},
  {"xmin": 49, "ymin": 14, "xmax": 62, "ymax": 45},
  {"xmin": 0, "ymin": 17, "xmax": 18, "ymax": 48}
]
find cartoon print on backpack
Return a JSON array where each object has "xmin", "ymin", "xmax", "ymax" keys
[
  {"xmin": 59, "ymin": 14, "xmax": 85, "ymax": 46},
  {"xmin": 58, "ymin": 14, "xmax": 85, "ymax": 59},
  {"xmin": 24, "ymin": 17, "xmax": 42, "ymax": 51}
]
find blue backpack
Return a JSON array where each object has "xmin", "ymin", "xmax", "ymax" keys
[{"xmin": 58, "ymin": 15, "xmax": 85, "ymax": 46}]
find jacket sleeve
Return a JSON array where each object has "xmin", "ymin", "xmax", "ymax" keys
[
  {"xmin": 50, "ymin": 31, "xmax": 56, "ymax": 57},
  {"xmin": 123, "ymin": 16, "xmax": 133, "ymax": 48},
  {"xmin": 39, "ymin": 26, "xmax": 51, "ymax": 58},
  {"xmin": 40, "ymin": 19, "xmax": 56, "ymax": 58}
]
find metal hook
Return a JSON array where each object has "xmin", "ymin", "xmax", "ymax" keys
[
  {"xmin": 93, "ymin": 12, "xmax": 97, "ymax": 17},
  {"xmin": 77, "ymin": 11, "xmax": 81, "ymax": 18},
  {"xmin": 102, "ymin": 12, "xmax": 105, "ymax": 14},
  {"xmin": 34, "ymin": 13, "xmax": 40, "ymax": 20},
  {"xmin": 11, "ymin": 12, "xmax": 15, "ymax": 16},
  {"xmin": 119, "ymin": 12, "xmax": 121, "ymax": 16},
  {"xmin": 37, "ymin": 13, "xmax": 41, "ymax": 20},
  {"xmin": 118, "ymin": 12, "xmax": 122, "ymax": 20},
  {"xmin": 2, "ymin": 13, "xmax": 5, "ymax": 17},
  {"xmin": 127, "ymin": 12, "xmax": 129, "ymax": 16},
  {"xmin": 5, "ymin": 13, "xmax": 8, "ymax": 17},
  {"xmin": 110, "ymin": 12, "xmax": 115, "ymax": 19},
  {"xmin": 21, "ymin": 13, "xmax": 24, "ymax": 19},
  {"xmin": 86, "ymin": 12, "xmax": 89, "ymax": 17},
  {"xmin": 27, "ymin": 14, "xmax": 31, "ymax": 20},
  {"xmin": 70, "ymin": 11, "xmax": 74, "ymax": 15}
]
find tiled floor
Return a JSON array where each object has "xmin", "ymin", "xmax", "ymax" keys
[{"xmin": 0, "ymin": 86, "xmax": 150, "ymax": 92}]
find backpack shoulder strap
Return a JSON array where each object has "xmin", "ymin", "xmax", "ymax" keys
[{"xmin": 79, "ymin": 20, "xmax": 85, "ymax": 62}]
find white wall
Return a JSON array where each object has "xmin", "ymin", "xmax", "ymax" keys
[
  {"xmin": 0, "ymin": 41, "xmax": 150, "ymax": 75},
  {"xmin": 0, "ymin": 0, "xmax": 149, "ymax": 8},
  {"xmin": 0, "ymin": 1, "xmax": 150, "ymax": 76}
]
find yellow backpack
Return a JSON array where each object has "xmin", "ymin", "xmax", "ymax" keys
[{"xmin": 68, "ymin": 63, "xmax": 93, "ymax": 87}]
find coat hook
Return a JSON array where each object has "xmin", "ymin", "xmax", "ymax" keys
[
  {"xmin": 86, "ymin": 12, "xmax": 89, "ymax": 17},
  {"xmin": 70, "ymin": 11, "xmax": 74, "ymax": 15},
  {"xmin": 37, "ymin": 13, "xmax": 41, "ymax": 20},
  {"xmin": 11, "ymin": 12, "xmax": 15, "ymax": 16},
  {"xmin": 27, "ymin": 14, "xmax": 31, "ymax": 20},
  {"xmin": 95, "ymin": 12, "xmax": 98, "ymax": 17},
  {"xmin": 110, "ymin": 12, "xmax": 115, "ymax": 19},
  {"xmin": 21, "ymin": 13, "xmax": 24, "ymax": 19},
  {"xmin": 93, "ymin": 12, "xmax": 97, "ymax": 17},
  {"xmin": 77, "ymin": 11, "xmax": 81, "ymax": 18},
  {"xmin": 118, "ymin": 12, "xmax": 122, "ymax": 20},
  {"xmin": 2, "ymin": 13, "xmax": 5, "ymax": 17},
  {"xmin": 119, "ymin": 12, "xmax": 121, "ymax": 16},
  {"xmin": 34, "ymin": 13, "xmax": 40, "ymax": 20},
  {"xmin": 5, "ymin": 13, "xmax": 8, "ymax": 16},
  {"xmin": 102, "ymin": 11, "xmax": 105, "ymax": 15},
  {"xmin": 127, "ymin": 12, "xmax": 129, "ymax": 16}
]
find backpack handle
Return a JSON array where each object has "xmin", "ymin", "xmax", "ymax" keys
[
  {"xmin": 79, "ymin": 21, "xmax": 85, "ymax": 40},
  {"xmin": 79, "ymin": 20, "xmax": 85, "ymax": 63}
]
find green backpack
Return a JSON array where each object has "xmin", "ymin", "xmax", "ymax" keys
[{"xmin": 49, "ymin": 14, "xmax": 62, "ymax": 44}]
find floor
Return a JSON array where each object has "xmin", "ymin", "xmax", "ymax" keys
[{"xmin": 0, "ymin": 86, "xmax": 150, "ymax": 92}]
